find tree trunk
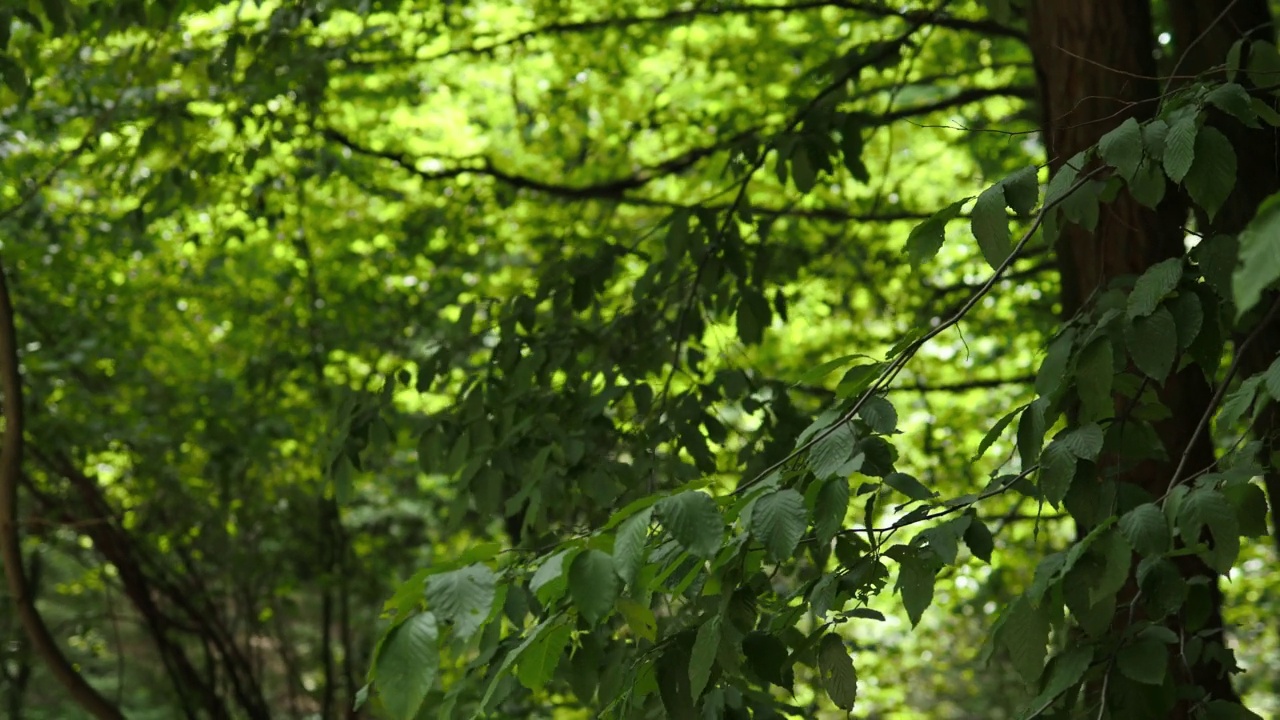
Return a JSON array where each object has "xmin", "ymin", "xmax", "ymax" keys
[{"xmin": 1027, "ymin": 0, "xmax": 1238, "ymax": 715}]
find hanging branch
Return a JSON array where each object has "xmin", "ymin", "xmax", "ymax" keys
[{"xmin": 0, "ymin": 250, "xmax": 123, "ymax": 719}]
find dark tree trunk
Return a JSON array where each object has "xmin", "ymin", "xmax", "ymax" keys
[
  {"xmin": 1028, "ymin": 0, "xmax": 1239, "ymax": 715},
  {"xmin": 1165, "ymin": 0, "xmax": 1280, "ymax": 553}
]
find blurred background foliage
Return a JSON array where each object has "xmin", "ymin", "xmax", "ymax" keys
[{"xmin": 0, "ymin": 0, "xmax": 1276, "ymax": 718}]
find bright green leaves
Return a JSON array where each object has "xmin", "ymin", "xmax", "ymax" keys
[
  {"xmin": 1233, "ymin": 190, "xmax": 1280, "ymax": 318},
  {"xmin": 1118, "ymin": 503, "xmax": 1171, "ymax": 557},
  {"xmin": 426, "ymin": 564, "xmax": 497, "ymax": 643},
  {"xmin": 1099, "ymin": 117, "xmax": 1143, "ymax": 180},
  {"xmin": 373, "ymin": 613, "xmax": 440, "ymax": 720},
  {"xmin": 1185, "ymin": 126, "xmax": 1237, "ymax": 221},
  {"xmin": 656, "ymin": 491, "xmax": 724, "ymax": 559},
  {"xmin": 998, "ymin": 597, "xmax": 1049, "ymax": 684},
  {"xmin": 817, "ymin": 634, "xmax": 858, "ymax": 711},
  {"xmin": 970, "ymin": 166, "xmax": 1039, "ymax": 270},
  {"xmin": 517, "ymin": 622, "xmax": 572, "ymax": 691},
  {"xmin": 906, "ymin": 199, "xmax": 968, "ymax": 267},
  {"xmin": 569, "ymin": 550, "xmax": 620, "ymax": 626},
  {"xmin": 750, "ymin": 489, "xmax": 808, "ymax": 562}
]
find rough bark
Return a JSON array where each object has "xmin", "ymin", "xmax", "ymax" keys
[{"xmin": 1028, "ymin": 0, "xmax": 1239, "ymax": 714}]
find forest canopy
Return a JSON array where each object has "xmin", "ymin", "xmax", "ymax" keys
[{"xmin": 2, "ymin": 1, "xmax": 1280, "ymax": 719}]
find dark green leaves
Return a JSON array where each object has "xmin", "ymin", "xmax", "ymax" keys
[
  {"xmin": 1128, "ymin": 258, "xmax": 1182, "ymax": 319},
  {"xmin": 1177, "ymin": 488, "xmax": 1240, "ymax": 572},
  {"xmin": 818, "ymin": 634, "xmax": 858, "ymax": 710},
  {"xmin": 1127, "ymin": 307, "xmax": 1178, "ymax": 382},
  {"xmin": 689, "ymin": 617, "xmax": 721, "ymax": 701},
  {"xmin": 1116, "ymin": 636, "xmax": 1168, "ymax": 685},
  {"xmin": 1184, "ymin": 126, "xmax": 1237, "ymax": 221},
  {"xmin": 569, "ymin": 550, "xmax": 620, "ymax": 625},
  {"xmin": 970, "ymin": 166, "xmax": 1039, "ymax": 270},
  {"xmin": 374, "ymin": 613, "xmax": 439, "ymax": 720},
  {"xmin": 749, "ymin": 489, "xmax": 808, "ymax": 562},
  {"xmin": 1099, "ymin": 117, "xmax": 1142, "ymax": 180},
  {"xmin": 894, "ymin": 548, "xmax": 939, "ymax": 627},
  {"xmin": 656, "ymin": 491, "xmax": 724, "ymax": 559},
  {"xmin": 1118, "ymin": 503, "xmax": 1170, "ymax": 557},
  {"xmin": 1163, "ymin": 110, "xmax": 1199, "ymax": 183},
  {"xmin": 1000, "ymin": 597, "xmax": 1048, "ymax": 684},
  {"xmin": 907, "ymin": 199, "xmax": 968, "ymax": 267}
]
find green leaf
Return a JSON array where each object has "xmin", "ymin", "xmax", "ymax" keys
[
  {"xmin": 1163, "ymin": 110, "xmax": 1198, "ymax": 183},
  {"xmin": 1017, "ymin": 399, "xmax": 1047, "ymax": 467},
  {"xmin": 906, "ymin": 199, "xmax": 968, "ymax": 268},
  {"xmin": 1223, "ymin": 482, "xmax": 1268, "ymax": 538},
  {"xmin": 1248, "ymin": 40, "xmax": 1280, "ymax": 89},
  {"xmin": 1206, "ymin": 83, "xmax": 1258, "ymax": 127},
  {"xmin": 972, "ymin": 404, "xmax": 1023, "ymax": 462},
  {"xmin": 895, "ymin": 549, "xmax": 939, "ymax": 627},
  {"xmin": 656, "ymin": 491, "xmax": 724, "ymax": 559},
  {"xmin": 971, "ymin": 184, "xmax": 1012, "ymax": 270},
  {"xmin": 689, "ymin": 617, "xmax": 721, "ymax": 701},
  {"xmin": 1233, "ymin": 191, "xmax": 1280, "ymax": 318},
  {"xmin": 1129, "ymin": 157, "xmax": 1167, "ymax": 208},
  {"xmin": 884, "ymin": 471, "xmax": 935, "ymax": 501},
  {"xmin": 1000, "ymin": 597, "xmax": 1048, "ymax": 685},
  {"xmin": 1117, "ymin": 637, "xmax": 1168, "ymax": 685},
  {"xmin": 813, "ymin": 477, "xmax": 851, "ymax": 545},
  {"xmin": 617, "ymin": 598, "xmax": 657, "ymax": 642},
  {"xmin": 818, "ymin": 634, "xmax": 858, "ymax": 710},
  {"xmin": 1118, "ymin": 504, "xmax": 1170, "ymax": 557},
  {"xmin": 1098, "ymin": 117, "xmax": 1142, "ymax": 180},
  {"xmin": 1002, "ymin": 166, "xmax": 1040, "ymax": 215},
  {"xmin": 1168, "ymin": 291, "xmax": 1203, "ymax": 349},
  {"xmin": 742, "ymin": 631, "xmax": 792, "ymax": 688},
  {"xmin": 375, "ymin": 613, "xmax": 440, "ymax": 720},
  {"xmin": 808, "ymin": 424, "xmax": 858, "ymax": 480},
  {"xmin": 1059, "ymin": 423, "xmax": 1104, "ymax": 460},
  {"xmin": 1184, "ymin": 126, "xmax": 1236, "ymax": 221},
  {"xmin": 613, "ymin": 508, "xmax": 652, "ymax": 586},
  {"xmin": 1128, "ymin": 258, "xmax": 1182, "ymax": 319},
  {"xmin": 1128, "ymin": 306, "xmax": 1178, "ymax": 382},
  {"xmin": 1092, "ymin": 530, "xmax": 1132, "ymax": 605},
  {"xmin": 1178, "ymin": 488, "xmax": 1240, "ymax": 573},
  {"xmin": 516, "ymin": 622, "xmax": 572, "ymax": 691},
  {"xmin": 836, "ymin": 362, "xmax": 886, "ymax": 398},
  {"xmin": 857, "ymin": 394, "xmax": 897, "ymax": 434},
  {"xmin": 750, "ymin": 489, "xmax": 808, "ymax": 562},
  {"xmin": 736, "ymin": 287, "xmax": 771, "ymax": 345},
  {"xmin": 1018, "ymin": 646, "xmax": 1093, "ymax": 719},
  {"xmin": 530, "ymin": 550, "xmax": 574, "ymax": 605},
  {"xmin": 1076, "ymin": 340, "xmax": 1115, "ymax": 422},
  {"xmin": 1218, "ymin": 376, "xmax": 1263, "ymax": 430},
  {"xmin": 919, "ymin": 516, "xmax": 972, "ymax": 565},
  {"xmin": 425, "ymin": 564, "xmax": 497, "ymax": 643},
  {"xmin": 963, "ymin": 515, "xmax": 995, "ymax": 563},
  {"xmin": 1264, "ymin": 356, "xmax": 1280, "ymax": 400},
  {"xmin": 1039, "ymin": 441, "xmax": 1077, "ymax": 507},
  {"xmin": 569, "ymin": 550, "xmax": 620, "ymax": 625},
  {"xmin": 1035, "ymin": 329, "xmax": 1077, "ymax": 397}
]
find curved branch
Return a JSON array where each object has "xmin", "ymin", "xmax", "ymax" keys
[{"xmin": 0, "ymin": 253, "xmax": 123, "ymax": 718}]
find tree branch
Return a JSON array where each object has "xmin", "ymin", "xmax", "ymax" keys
[{"xmin": 0, "ymin": 256, "xmax": 123, "ymax": 718}]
